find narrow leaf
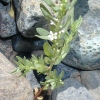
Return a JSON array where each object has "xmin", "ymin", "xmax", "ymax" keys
[
  {"xmin": 36, "ymin": 28, "xmax": 49, "ymax": 36},
  {"xmin": 35, "ymin": 35, "xmax": 49, "ymax": 40},
  {"xmin": 41, "ymin": 8, "xmax": 55, "ymax": 22},
  {"xmin": 40, "ymin": 3, "xmax": 51, "ymax": 15},
  {"xmin": 43, "ymin": 0, "xmax": 54, "ymax": 6}
]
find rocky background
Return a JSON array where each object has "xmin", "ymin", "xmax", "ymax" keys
[{"xmin": 0, "ymin": 0, "xmax": 100, "ymax": 100}]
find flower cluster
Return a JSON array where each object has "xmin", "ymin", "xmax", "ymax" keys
[{"xmin": 48, "ymin": 31, "xmax": 57, "ymax": 41}]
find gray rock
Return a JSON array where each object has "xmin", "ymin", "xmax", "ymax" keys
[
  {"xmin": 81, "ymin": 70, "xmax": 100, "ymax": 100},
  {"xmin": 0, "ymin": 52, "xmax": 33, "ymax": 100},
  {"xmin": 4, "ymin": 2, "xmax": 11, "ymax": 12},
  {"xmin": 0, "ymin": 1, "xmax": 11, "ymax": 12},
  {"xmin": 26, "ymin": 70, "xmax": 40, "ymax": 89},
  {"xmin": 12, "ymin": 34, "xmax": 44, "ymax": 52},
  {"xmin": 0, "ymin": 3, "xmax": 17, "ymax": 38},
  {"xmin": 53, "ymin": 63, "xmax": 80, "ymax": 80},
  {"xmin": 62, "ymin": 9, "xmax": 100, "ymax": 70},
  {"xmin": 88, "ymin": 0, "xmax": 100, "ymax": 10},
  {"xmin": 52, "ymin": 78, "xmax": 94, "ymax": 100},
  {"xmin": 13, "ymin": 0, "xmax": 49, "ymax": 38}
]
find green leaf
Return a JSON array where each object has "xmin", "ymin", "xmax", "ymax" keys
[
  {"xmin": 63, "ymin": 16, "xmax": 71, "ymax": 31},
  {"xmin": 76, "ymin": 16, "xmax": 82, "ymax": 28},
  {"xmin": 43, "ymin": 42, "xmax": 53, "ymax": 56},
  {"xmin": 43, "ymin": 0, "xmax": 54, "ymax": 6},
  {"xmin": 44, "ymin": 84, "xmax": 49, "ymax": 90},
  {"xmin": 68, "ymin": 0, "xmax": 77, "ymax": 10},
  {"xmin": 16, "ymin": 56, "xmax": 24, "ymax": 64},
  {"xmin": 52, "ymin": 6, "xmax": 60, "ymax": 12},
  {"xmin": 70, "ymin": 0, "xmax": 77, "ymax": 7},
  {"xmin": 40, "ymin": 3, "xmax": 51, "ymax": 15},
  {"xmin": 54, "ymin": 57, "xmax": 63, "ymax": 65},
  {"xmin": 41, "ymin": 7, "xmax": 55, "ymax": 22},
  {"xmin": 51, "ymin": 83, "xmax": 56, "ymax": 89},
  {"xmin": 46, "ymin": 79, "xmax": 55, "ymax": 83},
  {"xmin": 44, "ymin": 57, "xmax": 51, "ymax": 64},
  {"xmin": 52, "ymin": 70, "xmax": 57, "ymax": 78},
  {"xmin": 36, "ymin": 28, "xmax": 49, "ymax": 36},
  {"xmin": 61, "ymin": 44, "xmax": 70, "ymax": 59},
  {"xmin": 35, "ymin": 35, "xmax": 49, "ymax": 40},
  {"xmin": 71, "ymin": 16, "xmax": 82, "ymax": 33},
  {"xmin": 60, "ymin": 71, "xmax": 64, "ymax": 79}
]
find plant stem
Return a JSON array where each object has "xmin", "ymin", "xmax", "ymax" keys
[{"xmin": 34, "ymin": 86, "xmax": 44, "ymax": 100}]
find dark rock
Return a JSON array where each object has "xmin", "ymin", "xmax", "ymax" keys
[
  {"xmin": 0, "ymin": 0, "xmax": 10, "ymax": 4},
  {"xmin": 62, "ymin": 9, "xmax": 100, "ymax": 70},
  {"xmin": 0, "ymin": 52, "xmax": 33, "ymax": 100},
  {"xmin": 52, "ymin": 63, "xmax": 80, "ymax": 80},
  {"xmin": 81, "ymin": 70, "xmax": 100, "ymax": 100},
  {"xmin": 4, "ymin": 2, "xmax": 11, "ymax": 12},
  {"xmin": 33, "ymin": 70, "xmax": 46, "ymax": 83},
  {"xmin": 0, "ymin": 1, "xmax": 11, "ymax": 12},
  {"xmin": 0, "ymin": 2, "xmax": 17, "ymax": 38},
  {"xmin": 52, "ymin": 78, "xmax": 95, "ymax": 100},
  {"xmin": 12, "ymin": 0, "xmax": 22, "ymax": 20},
  {"xmin": 12, "ymin": 34, "xmax": 44, "ymax": 52},
  {"xmin": 13, "ymin": 0, "xmax": 49, "ymax": 38},
  {"xmin": 74, "ymin": 0, "xmax": 89, "ymax": 19}
]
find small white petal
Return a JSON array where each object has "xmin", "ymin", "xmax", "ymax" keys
[
  {"xmin": 50, "ymin": 20, "xmax": 55, "ymax": 25},
  {"xmin": 50, "ymin": 31, "xmax": 53, "ymax": 35},
  {"xmin": 54, "ymin": 18, "xmax": 58, "ymax": 21},
  {"xmin": 61, "ymin": 30, "xmax": 65, "ymax": 33},
  {"xmin": 54, "ymin": 36, "xmax": 57, "ymax": 39},
  {"xmin": 55, "ymin": 32, "xmax": 57, "ymax": 35}
]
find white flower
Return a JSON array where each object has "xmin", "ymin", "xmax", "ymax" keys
[
  {"xmin": 61, "ymin": 30, "xmax": 65, "ymax": 33},
  {"xmin": 59, "ymin": 29, "xmax": 65, "ymax": 34},
  {"xmin": 50, "ymin": 20, "xmax": 55, "ymax": 25},
  {"xmin": 54, "ymin": 18, "xmax": 58, "ymax": 21},
  {"xmin": 48, "ymin": 31, "xmax": 57, "ymax": 41}
]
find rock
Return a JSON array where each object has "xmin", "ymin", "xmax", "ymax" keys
[
  {"xmin": 74, "ymin": 0, "xmax": 89, "ymax": 19},
  {"xmin": 12, "ymin": 34, "xmax": 44, "ymax": 52},
  {"xmin": 0, "ymin": 1, "xmax": 11, "ymax": 12},
  {"xmin": 12, "ymin": 0, "xmax": 21, "ymax": 18},
  {"xmin": 26, "ymin": 70, "xmax": 40, "ymax": 89},
  {"xmin": 52, "ymin": 78, "xmax": 94, "ymax": 100},
  {"xmin": 13, "ymin": 0, "xmax": 49, "ymax": 38},
  {"xmin": 52, "ymin": 63, "xmax": 80, "ymax": 81},
  {"xmin": 0, "ymin": 0, "xmax": 10, "ymax": 4},
  {"xmin": 62, "ymin": 9, "xmax": 100, "ymax": 70},
  {"xmin": 88, "ymin": 0, "xmax": 100, "ymax": 10},
  {"xmin": 0, "ymin": 3, "xmax": 17, "ymax": 38},
  {"xmin": 81, "ymin": 70, "xmax": 100, "ymax": 100},
  {"xmin": 0, "ymin": 52, "xmax": 33, "ymax": 100},
  {"xmin": 4, "ymin": 2, "xmax": 11, "ymax": 12}
]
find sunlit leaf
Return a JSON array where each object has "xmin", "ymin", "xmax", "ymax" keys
[
  {"xmin": 43, "ymin": 0, "xmax": 54, "ymax": 6},
  {"xmin": 43, "ymin": 42, "xmax": 53, "ymax": 56},
  {"xmin": 36, "ymin": 28, "xmax": 49, "ymax": 36},
  {"xmin": 35, "ymin": 35, "xmax": 49, "ymax": 40}
]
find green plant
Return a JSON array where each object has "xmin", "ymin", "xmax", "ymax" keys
[{"xmin": 12, "ymin": 0, "xmax": 82, "ymax": 90}]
